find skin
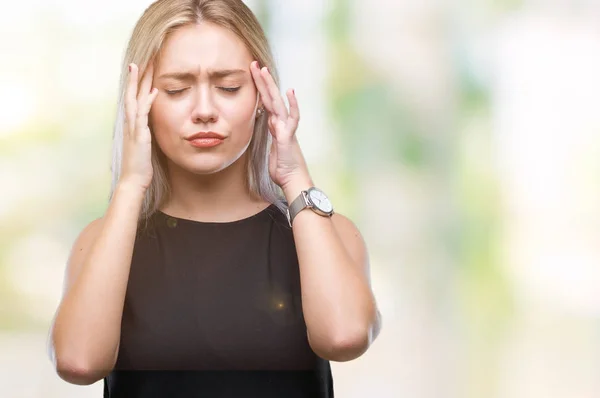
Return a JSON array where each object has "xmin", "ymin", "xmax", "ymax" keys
[
  {"xmin": 144, "ymin": 21, "xmax": 382, "ymax": 358},
  {"xmin": 149, "ymin": 22, "xmax": 270, "ymax": 220},
  {"xmin": 50, "ymin": 23, "xmax": 381, "ymax": 386}
]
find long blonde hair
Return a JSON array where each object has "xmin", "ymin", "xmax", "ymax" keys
[{"xmin": 109, "ymin": 0, "xmax": 287, "ymax": 222}]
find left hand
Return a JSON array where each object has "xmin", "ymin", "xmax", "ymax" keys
[{"xmin": 250, "ymin": 61, "xmax": 312, "ymax": 191}]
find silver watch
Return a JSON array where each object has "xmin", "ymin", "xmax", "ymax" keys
[{"xmin": 286, "ymin": 187, "xmax": 334, "ymax": 226}]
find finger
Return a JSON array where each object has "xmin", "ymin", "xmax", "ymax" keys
[
  {"xmin": 267, "ymin": 113, "xmax": 275, "ymax": 135},
  {"xmin": 250, "ymin": 62, "xmax": 273, "ymax": 114},
  {"xmin": 286, "ymin": 89, "xmax": 299, "ymax": 123},
  {"xmin": 135, "ymin": 87, "xmax": 158, "ymax": 138},
  {"xmin": 269, "ymin": 139, "xmax": 277, "ymax": 172},
  {"xmin": 261, "ymin": 66, "xmax": 288, "ymax": 118},
  {"xmin": 250, "ymin": 61, "xmax": 274, "ymax": 113},
  {"xmin": 137, "ymin": 61, "xmax": 154, "ymax": 103},
  {"xmin": 141, "ymin": 87, "xmax": 159, "ymax": 116},
  {"xmin": 124, "ymin": 63, "xmax": 138, "ymax": 136}
]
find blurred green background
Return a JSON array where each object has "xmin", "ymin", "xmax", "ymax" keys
[{"xmin": 2, "ymin": 0, "xmax": 600, "ymax": 396}]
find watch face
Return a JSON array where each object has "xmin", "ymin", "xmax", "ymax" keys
[{"xmin": 308, "ymin": 189, "xmax": 333, "ymax": 213}]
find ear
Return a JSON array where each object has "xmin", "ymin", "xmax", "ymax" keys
[{"xmin": 255, "ymin": 103, "xmax": 265, "ymax": 119}]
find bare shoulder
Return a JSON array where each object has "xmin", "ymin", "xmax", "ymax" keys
[{"xmin": 61, "ymin": 217, "xmax": 105, "ymax": 294}]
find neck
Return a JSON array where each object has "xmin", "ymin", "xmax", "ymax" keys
[{"xmin": 160, "ymin": 152, "xmax": 269, "ymax": 221}]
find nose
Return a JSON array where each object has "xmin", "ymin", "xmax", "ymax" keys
[{"xmin": 191, "ymin": 84, "xmax": 218, "ymax": 124}]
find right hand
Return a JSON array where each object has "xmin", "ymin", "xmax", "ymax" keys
[{"xmin": 119, "ymin": 62, "xmax": 159, "ymax": 192}]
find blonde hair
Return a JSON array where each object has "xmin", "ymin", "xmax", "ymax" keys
[{"xmin": 109, "ymin": 0, "xmax": 288, "ymax": 223}]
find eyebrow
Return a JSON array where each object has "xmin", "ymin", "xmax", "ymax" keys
[{"xmin": 157, "ymin": 69, "xmax": 246, "ymax": 81}]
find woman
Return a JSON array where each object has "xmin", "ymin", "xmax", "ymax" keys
[{"xmin": 49, "ymin": 0, "xmax": 382, "ymax": 396}]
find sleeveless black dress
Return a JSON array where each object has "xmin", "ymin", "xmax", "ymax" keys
[{"xmin": 103, "ymin": 203, "xmax": 334, "ymax": 397}]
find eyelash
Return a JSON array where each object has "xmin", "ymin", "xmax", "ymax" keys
[{"xmin": 165, "ymin": 87, "xmax": 241, "ymax": 95}]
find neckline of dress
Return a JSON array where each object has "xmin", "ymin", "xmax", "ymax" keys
[{"xmin": 155, "ymin": 203, "xmax": 277, "ymax": 226}]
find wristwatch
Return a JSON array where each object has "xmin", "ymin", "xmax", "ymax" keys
[{"xmin": 286, "ymin": 187, "xmax": 334, "ymax": 227}]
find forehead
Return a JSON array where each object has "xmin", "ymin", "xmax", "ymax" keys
[{"xmin": 156, "ymin": 22, "xmax": 252, "ymax": 74}]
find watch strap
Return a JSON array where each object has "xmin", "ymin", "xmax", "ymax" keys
[{"xmin": 286, "ymin": 190, "xmax": 309, "ymax": 227}]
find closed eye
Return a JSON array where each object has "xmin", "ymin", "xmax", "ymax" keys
[
  {"xmin": 219, "ymin": 87, "xmax": 241, "ymax": 93},
  {"xmin": 165, "ymin": 87, "xmax": 241, "ymax": 95},
  {"xmin": 165, "ymin": 88, "xmax": 187, "ymax": 95}
]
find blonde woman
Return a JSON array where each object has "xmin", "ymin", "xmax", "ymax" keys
[{"xmin": 49, "ymin": 0, "xmax": 381, "ymax": 396}]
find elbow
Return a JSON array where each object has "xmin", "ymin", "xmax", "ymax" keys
[
  {"xmin": 50, "ymin": 326, "xmax": 116, "ymax": 385},
  {"xmin": 329, "ymin": 333, "xmax": 371, "ymax": 362},
  {"xmin": 308, "ymin": 307, "xmax": 383, "ymax": 362},
  {"xmin": 310, "ymin": 329, "xmax": 371, "ymax": 362},
  {"xmin": 56, "ymin": 364, "xmax": 102, "ymax": 386},
  {"xmin": 49, "ymin": 330, "xmax": 97, "ymax": 385},
  {"xmin": 51, "ymin": 340, "xmax": 114, "ymax": 385},
  {"xmin": 55, "ymin": 356, "xmax": 108, "ymax": 385}
]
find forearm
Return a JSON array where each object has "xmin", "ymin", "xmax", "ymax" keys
[
  {"xmin": 284, "ymin": 179, "xmax": 378, "ymax": 360},
  {"xmin": 52, "ymin": 183, "xmax": 145, "ymax": 377}
]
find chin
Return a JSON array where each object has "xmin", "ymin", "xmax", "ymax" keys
[
  {"xmin": 160, "ymin": 138, "xmax": 252, "ymax": 175},
  {"xmin": 181, "ymin": 153, "xmax": 242, "ymax": 175}
]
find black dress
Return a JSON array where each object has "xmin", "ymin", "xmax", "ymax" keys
[{"xmin": 103, "ymin": 203, "xmax": 334, "ymax": 397}]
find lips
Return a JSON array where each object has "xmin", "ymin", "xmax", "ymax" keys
[
  {"xmin": 188, "ymin": 137, "xmax": 223, "ymax": 148},
  {"xmin": 186, "ymin": 131, "xmax": 226, "ymax": 140}
]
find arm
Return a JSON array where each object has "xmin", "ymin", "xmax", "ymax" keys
[
  {"xmin": 49, "ymin": 183, "xmax": 145, "ymax": 385},
  {"xmin": 248, "ymin": 61, "xmax": 381, "ymax": 361},
  {"xmin": 284, "ymin": 176, "xmax": 382, "ymax": 362}
]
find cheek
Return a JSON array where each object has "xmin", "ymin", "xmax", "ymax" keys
[
  {"xmin": 149, "ymin": 99, "xmax": 182, "ymax": 134},
  {"xmin": 149, "ymin": 99, "xmax": 166, "ymax": 129},
  {"xmin": 148, "ymin": 101, "xmax": 180, "ymax": 152},
  {"xmin": 219, "ymin": 93, "xmax": 257, "ymax": 129}
]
